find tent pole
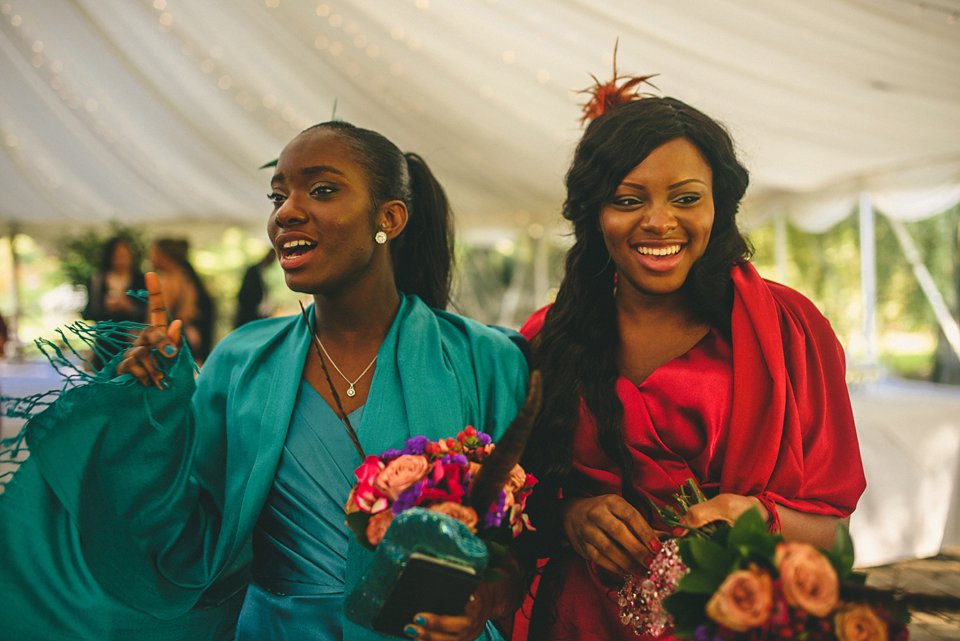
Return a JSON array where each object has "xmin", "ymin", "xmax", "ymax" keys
[
  {"xmin": 859, "ymin": 192, "xmax": 878, "ymax": 367},
  {"xmin": 887, "ymin": 216, "xmax": 960, "ymax": 362},
  {"xmin": 8, "ymin": 224, "xmax": 23, "ymax": 361}
]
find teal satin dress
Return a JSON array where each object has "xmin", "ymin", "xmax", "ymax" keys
[{"xmin": 236, "ymin": 381, "xmax": 363, "ymax": 640}]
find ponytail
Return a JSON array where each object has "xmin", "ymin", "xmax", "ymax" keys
[
  {"xmin": 307, "ymin": 121, "xmax": 454, "ymax": 309},
  {"xmin": 394, "ymin": 153, "xmax": 453, "ymax": 309}
]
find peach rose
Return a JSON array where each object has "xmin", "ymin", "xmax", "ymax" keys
[
  {"xmin": 429, "ymin": 502, "xmax": 479, "ymax": 532},
  {"xmin": 365, "ymin": 510, "xmax": 395, "ymax": 546},
  {"xmin": 374, "ymin": 455, "xmax": 430, "ymax": 500},
  {"xmin": 345, "ymin": 487, "xmax": 360, "ymax": 514},
  {"xmin": 834, "ymin": 603, "xmax": 889, "ymax": 641},
  {"xmin": 505, "ymin": 464, "xmax": 527, "ymax": 493},
  {"xmin": 775, "ymin": 542, "xmax": 839, "ymax": 617},
  {"xmin": 705, "ymin": 566, "xmax": 774, "ymax": 632}
]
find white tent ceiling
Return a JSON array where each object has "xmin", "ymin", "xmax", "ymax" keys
[{"xmin": 1, "ymin": 0, "xmax": 959, "ymax": 239}]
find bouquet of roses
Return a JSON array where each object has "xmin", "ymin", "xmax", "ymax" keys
[
  {"xmin": 618, "ymin": 480, "xmax": 913, "ymax": 641},
  {"xmin": 345, "ymin": 426, "xmax": 538, "ymax": 550},
  {"xmin": 345, "ymin": 372, "xmax": 542, "ymax": 558}
]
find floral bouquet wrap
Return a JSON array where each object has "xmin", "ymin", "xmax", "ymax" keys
[
  {"xmin": 618, "ymin": 480, "xmax": 919, "ymax": 641},
  {"xmin": 345, "ymin": 425, "xmax": 537, "ymax": 551},
  {"xmin": 344, "ymin": 373, "xmax": 541, "ymax": 636}
]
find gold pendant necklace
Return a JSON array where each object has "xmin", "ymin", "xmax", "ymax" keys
[{"xmin": 314, "ymin": 337, "xmax": 378, "ymax": 397}]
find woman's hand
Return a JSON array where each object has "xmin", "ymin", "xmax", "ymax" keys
[
  {"xmin": 562, "ymin": 494, "xmax": 660, "ymax": 576},
  {"xmin": 403, "ymin": 582, "xmax": 501, "ymax": 641},
  {"xmin": 116, "ymin": 272, "xmax": 182, "ymax": 388},
  {"xmin": 404, "ymin": 551, "xmax": 525, "ymax": 641},
  {"xmin": 679, "ymin": 493, "xmax": 768, "ymax": 529}
]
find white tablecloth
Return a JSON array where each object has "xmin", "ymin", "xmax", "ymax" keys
[{"xmin": 849, "ymin": 377, "xmax": 960, "ymax": 566}]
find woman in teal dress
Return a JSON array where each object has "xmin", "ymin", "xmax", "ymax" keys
[{"xmin": 0, "ymin": 122, "xmax": 528, "ymax": 641}]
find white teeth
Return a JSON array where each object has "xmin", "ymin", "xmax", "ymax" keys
[
  {"xmin": 637, "ymin": 244, "xmax": 681, "ymax": 257},
  {"xmin": 282, "ymin": 239, "xmax": 315, "ymax": 249}
]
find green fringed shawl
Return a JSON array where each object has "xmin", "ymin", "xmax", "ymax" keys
[{"xmin": 0, "ymin": 294, "xmax": 528, "ymax": 641}]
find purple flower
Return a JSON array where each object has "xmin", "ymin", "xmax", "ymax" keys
[
  {"xmin": 693, "ymin": 624, "xmax": 712, "ymax": 641},
  {"xmin": 482, "ymin": 490, "xmax": 507, "ymax": 529},
  {"xmin": 402, "ymin": 435, "xmax": 431, "ymax": 455},
  {"xmin": 392, "ymin": 479, "xmax": 426, "ymax": 513},
  {"xmin": 477, "ymin": 433, "xmax": 492, "ymax": 446},
  {"xmin": 441, "ymin": 453, "xmax": 468, "ymax": 466},
  {"xmin": 379, "ymin": 448, "xmax": 403, "ymax": 461}
]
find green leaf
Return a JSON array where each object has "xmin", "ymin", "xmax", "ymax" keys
[
  {"xmin": 345, "ymin": 511, "xmax": 375, "ymax": 550},
  {"xmin": 728, "ymin": 508, "xmax": 777, "ymax": 561},
  {"xmin": 687, "ymin": 537, "xmax": 737, "ymax": 577},
  {"xmin": 664, "ymin": 592, "xmax": 710, "ymax": 635},
  {"xmin": 677, "ymin": 570, "xmax": 723, "ymax": 595},
  {"xmin": 829, "ymin": 522, "xmax": 855, "ymax": 577},
  {"xmin": 729, "ymin": 507, "xmax": 768, "ymax": 539}
]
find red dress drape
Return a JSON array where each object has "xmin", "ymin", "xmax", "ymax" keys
[{"xmin": 516, "ymin": 263, "xmax": 866, "ymax": 641}]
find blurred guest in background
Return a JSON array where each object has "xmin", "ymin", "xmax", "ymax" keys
[
  {"xmin": 82, "ymin": 235, "xmax": 147, "ymax": 369},
  {"xmin": 234, "ymin": 249, "xmax": 275, "ymax": 328},
  {"xmin": 150, "ymin": 238, "xmax": 217, "ymax": 362},
  {"xmin": 0, "ymin": 311, "xmax": 8, "ymax": 358}
]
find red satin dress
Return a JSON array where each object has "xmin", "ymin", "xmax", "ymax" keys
[{"xmin": 517, "ymin": 262, "xmax": 866, "ymax": 641}]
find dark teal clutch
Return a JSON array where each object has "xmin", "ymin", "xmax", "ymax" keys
[{"xmin": 344, "ymin": 508, "xmax": 488, "ymax": 636}]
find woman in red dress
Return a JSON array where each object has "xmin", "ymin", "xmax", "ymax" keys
[{"xmin": 518, "ymin": 94, "xmax": 866, "ymax": 640}]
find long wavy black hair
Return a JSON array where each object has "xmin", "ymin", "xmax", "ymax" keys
[
  {"xmin": 306, "ymin": 121, "xmax": 453, "ymax": 309},
  {"xmin": 523, "ymin": 97, "xmax": 752, "ymax": 498}
]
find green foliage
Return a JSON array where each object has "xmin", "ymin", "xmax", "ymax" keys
[
  {"xmin": 59, "ymin": 225, "xmax": 147, "ymax": 287},
  {"xmin": 667, "ymin": 509, "xmax": 784, "ymax": 628},
  {"xmin": 750, "ymin": 205, "xmax": 960, "ymax": 380},
  {"xmin": 827, "ymin": 521, "xmax": 855, "ymax": 578},
  {"xmin": 663, "ymin": 591, "xmax": 710, "ymax": 636}
]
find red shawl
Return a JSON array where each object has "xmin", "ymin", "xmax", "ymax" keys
[{"xmin": 517, "ymin": 262, "xmax": 865, "ymax": 641}]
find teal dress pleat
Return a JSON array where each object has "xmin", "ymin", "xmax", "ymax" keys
[{"xmin": 236, "ymin": 381, "xmax": 363, "ymax": 640}]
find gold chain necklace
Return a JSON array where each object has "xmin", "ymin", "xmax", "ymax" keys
[
  {"xmin": 299, "ymin": 302, "xmax": 366, "ymax": 458},
  {"xmin": 315, "ymin": 337, "xmax": 378, "ymax": 397}
]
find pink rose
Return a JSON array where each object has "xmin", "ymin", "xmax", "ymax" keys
[
  {"xmin": 775, "ymin": 542, "xmax": 839, "ymax": 617},
  {"xmin": 834, "ymin": 603, "xmax": 889, "ymax": 641},
  {"xmin": 365, "ymin": 510, "xmax": 395, "ymax": 546},
  {"xmin": 354, "ymin": 455, "xmax": 385, "ymax": 485},
  {"xmin": 375, "ymin": 455, "xmax": 431, "ymax": 500},
  {"xmin": 420, "ymin": 462, "xmax": 467, "ymax": 505},
  {"xmin": 429, "ymin": 502, "xmax": 479, "ymax": 532},
  {"xmin": 354, "ymin": 484, "xmax": 389, "ymax": 514},
  {"xmin": 705, "ymin": 566, "xmax": 774, "ymax": 632}
]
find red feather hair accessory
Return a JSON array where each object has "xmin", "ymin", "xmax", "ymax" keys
[{"xmin": 579, "ymin": 39, "xmax": 659, "ymax": 125}]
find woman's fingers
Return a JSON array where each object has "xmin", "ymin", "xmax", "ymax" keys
[
  {"xmin": 405, "ymin": 610, "xmax": 483, "ymax": 641},
  {"xmin": 680, "ymin": 493, "xmax": 765, "ymax": 528},
  {"xmin": 564, "ymin": 495, "xmax": 658, "ymax": 575},
  {"xmin": 162, "ymin": 319, "xmax": 182, "ymax": 357},
  {"xmin": 116, "ymin": 322, "xmax": 181, "ymax": 388},
  {"xmin": 117, "ymin": 346, "xmax": 164, "ymax": 388},
  {"xmin": 145, "ymin": 272, "xmax": 168, "ymax": 329}
]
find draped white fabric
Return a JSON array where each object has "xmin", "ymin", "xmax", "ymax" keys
[{"xmin": 1, "ymin": 0, "xmax": 959, "ymax": 236}]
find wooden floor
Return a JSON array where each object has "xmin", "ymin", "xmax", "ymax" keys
[{"xmin": 863, "ymin": 547, "xmax": 960, "ymax": 640}]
